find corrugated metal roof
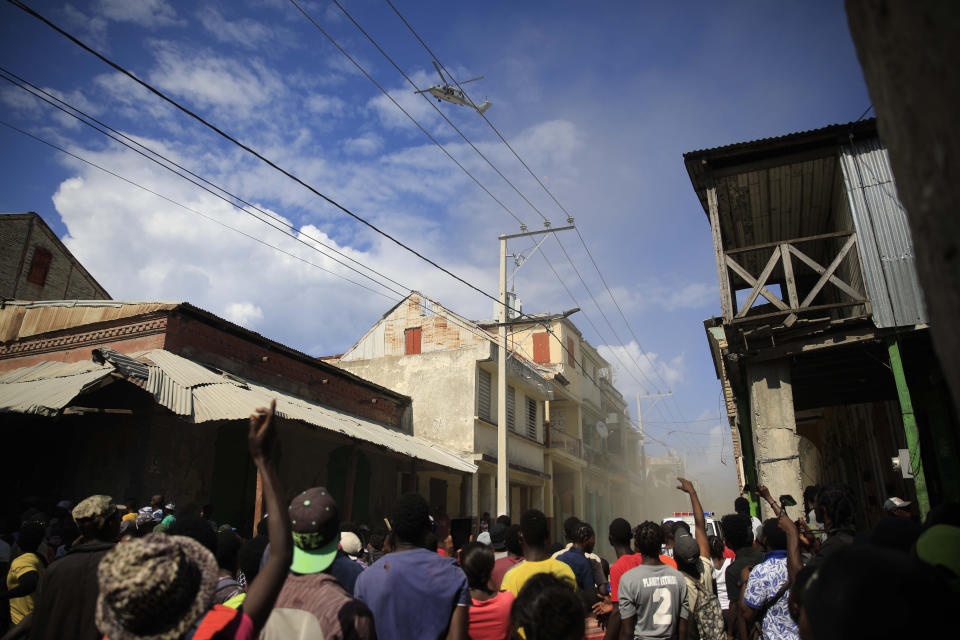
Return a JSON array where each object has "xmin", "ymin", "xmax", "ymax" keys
[
  {"xmin": 0, "ymin": 349, "xmax": 476, "ymax": 473},
  {"xmin": 839, "ymin": 139, "xmax": 927, "ymax": 328},
  {"xmin": 684, "ymin": 118, "xmax": 877, "ymax": 160},
  {"xmin": 0, "ymin": 360, "xmax": 113, "ymax": 416}
]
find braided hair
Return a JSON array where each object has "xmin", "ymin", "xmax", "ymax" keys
[
  {"xmin": 574, "ymin": 522, "xmax": 595, "ymax": 545},
  {"xmin": 633, "ymin": 521, "xmax": 664, "ymax": 558}
]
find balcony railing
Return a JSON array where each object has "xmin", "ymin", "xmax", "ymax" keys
[{"xmin": 546, "ymin": 425, "xmax": 582, "ymax": 458}]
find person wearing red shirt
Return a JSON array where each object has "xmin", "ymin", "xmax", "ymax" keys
[{"xmin": 460, "ymin": 542, "xmax": 514, "ymax": 640}]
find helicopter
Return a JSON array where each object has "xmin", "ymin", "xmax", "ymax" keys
[{"xmin": 414, "ymin": 61, "xmax": 491, "ymax": 114}]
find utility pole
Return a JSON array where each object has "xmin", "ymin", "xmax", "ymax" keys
[
  {"xmin": 496, "ymin": 224, "xmax": 574, "ymax": 518},
  {"xmin": 636, "ymin": 394, "xmax": 646, "ymax": 481}
]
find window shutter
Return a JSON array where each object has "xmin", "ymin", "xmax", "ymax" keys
[
  {"xmin": 478, "ymin": 369, "xmax": 492, "ymax": 423},
  {"xmin": 526, "ymin": 397, "xmax": 537, "ymax": 440},
  {"xmin": 506, "ymin": 385, "xmax": 516, "ymax": 432},
  {"xmin": 566, "ymin": 337, "xmax": 576, "ymax": 368},
  {"xmin": 532, "ymin": 332, "xmax": 550, "ymax": 363},
  {"xmin": 405, "ymin": 327, "xmax": 422, "ymax": 355},
  {"xmin": 26, "ymin": 246, "xmax": 53, "ymax": 286}
]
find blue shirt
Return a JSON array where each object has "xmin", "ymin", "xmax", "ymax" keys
[
  {"xmin": 330, "ymin": 551, "xmax": 364, "ymax": 595},
  {"xmin": 743, "ymin": 551, "xmax": 799, "ymax": 640},
  {"xmin": 354, "ymin": 547, "xmax": 470, "ymax": 640},
  {"xmin": 556, "ymin": 546, "xmax": 594, "ymax": 592}
]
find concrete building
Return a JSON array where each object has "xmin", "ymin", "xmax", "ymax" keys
[
  {"xmin": 0, "ymin": 300, "xmax": 475, "ymax": 533},
  {"xmin": 332, "ymin": 293, "xmax": 553, "ymax": 529},
  {"xmin": 1, "ymin": 213, "xmax": 110, "ymax": 301},
  {"xmin": 685, "ymin": 119, "xmax": 959, "ymax": 525},
  {"xmin": 334, "ymin": 293, "xmax": 641, "ymax": 556},
  {"xmin": 477, "ymin": 313, "xmax": 642, "ymax": 553}
]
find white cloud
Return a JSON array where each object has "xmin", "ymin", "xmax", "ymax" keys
[
  {"xmin": 597, "ymin": 341, "xmax": 685, "ymax": 400},
  {"xmin": 196, "ymin": 7, "xmax": 280, "ymax": 49},
  {"xmin": 95, "ymin": 0, "xmax": 181, "ymax": 27},
  {"xmin": 224, "ymin": 302, "xmax": 265, "ymax": 327},
  {"xmin": 305, "ymin": 94, "xmax": 347, "ymax": 118},
  {"xmin": 147, "ymin": 43, "xmax": 285, "ymax": 120},
  {"xmin": 61, "ymin": 5, "xmax": 110, "ymax": 50},
  {"xmin": 342, "ymin": 133, "xmax": 383, "ymax": 156}
]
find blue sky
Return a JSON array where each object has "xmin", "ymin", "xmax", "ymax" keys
[{"xmin": 0, "ymin": 0, "xmax": 870, "ymax": 508}]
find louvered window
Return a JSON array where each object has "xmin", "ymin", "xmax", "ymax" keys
[
  {"xmin": 526, "ymin": 397, "xmax": 537, "ymax": 440},
  {"xmin": 507, "ymin": 385, "xmax": 516, "ymax": 432},
  {"xmin": 478, "ymin": 368, "xmax": 492, "ymax": 423}
]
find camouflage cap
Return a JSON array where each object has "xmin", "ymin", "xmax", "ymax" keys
[{"xmin": 73, "ymin": 495, "xmax": 117, "ymax": 523}]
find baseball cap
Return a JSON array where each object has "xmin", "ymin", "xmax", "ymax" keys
[
  {"xmin": 340, "ymin": 531, "xmax": 363, "ymax": 558},
  {"xmin": 489, "ymin": 522, "xmax": 508, "ymax": 551},
  {"xmin": 884, "ymin": 497, "xmax": 911, "ymax": 512},
  {"xmin": 164, "ymin": 502, "xmax": 176, "ymax": 511},
  {"xmin": 673, "ymin": 532, "xmax": 700, "ymax": 564},
  {"xmin": 476, "ymin": 531, "xmax": 492, "ymax": 546},
  {"xmin": 73, "ymin": 495, "xmax": 117, "ymax": 523},
  {"xmin": 289, "ymin": 487, "xmax": 340, "ymax": 574}
]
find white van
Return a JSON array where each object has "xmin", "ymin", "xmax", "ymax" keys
[{"xmin": 661, "ymin": 512, "xmax": 723, "ymax": 540}]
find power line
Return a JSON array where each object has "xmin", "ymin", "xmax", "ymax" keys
[
  {"xmin": 381, "ymin": 0, "xmax": 678, "ymax": 399},
  {"xmin": 323, "ymin": 0, "xmax": 671, "ymax": 397},
  {"xmin": 281, "ymin": 0, "xmax": 630, "ymax": 394},
  {"xmin": 0, "ymin": 66, "xmax": 414, "ymax": 301},
  {"xmin": 285, "ymin": 0, "xmax": 527, "ymax": 227},
  {"xmin": 1, "ymin": 117, "xmax": 525, "ymax": 357},
  {"xmin": 322, "ymin": 0, "xmax": 551, "ymax": 224},
  {"xmin": 6, "ymin": 0, "xmax": 512, "ymax": 313},
  {"xmin": 0, "ymin": 119, "xmax": 402, "ymax": 301}
]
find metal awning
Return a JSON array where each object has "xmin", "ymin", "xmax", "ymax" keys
[{"xmin": 0, "ymin": 349, "xmax": 476, "ymax": 474}]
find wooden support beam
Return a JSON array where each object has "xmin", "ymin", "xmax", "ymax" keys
[
  {"xmin": 708, "ymin": 186, "xmax": 734, "ymax": 321},
  {"xmin": 736, "ymin": 246, "xmax": 783, "ymax": 317},
  {"xmin": 729, "ymin": 300, "xmax": 868, "ymax": 324},
  {"xmin": 782, "ymin": 245, "xmax": 800, "ymax": 327},
  {"xmin": 725, "ymin": 254, "xmax": 790, "ymax": 313},
  {"xmin": 724, "ymin": 230, "xmax": 855, "ymax": 255},
  {"xmin": 794, "ymin": 235, "xmax": 859, "ymax": 307}
]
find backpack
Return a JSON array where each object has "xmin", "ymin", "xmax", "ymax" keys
[{"xmin": 691, "ymin": 580, "xmax": 726, "ymax": 640}]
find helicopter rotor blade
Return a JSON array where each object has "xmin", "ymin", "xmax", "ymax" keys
[
  {"xmin": 457, "ymin": 76, "xmax": 484, "ymax": 85},
  {"xmin": 432, "ymin": 61, "xmax": 447, "ymax": 84}
]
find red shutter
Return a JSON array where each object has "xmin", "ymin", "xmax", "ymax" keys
[
  {"xmin": 405, "ymin": 327, "xmax": 422, "ymax": 355},
  {"xmin": 566, "ymin": 337, "xmax": 576, "ymax": 367},
  {"xmin": 26, "ymin": 246, "xmax": 53, "ymax": 286},
  {"xmin": 533, "ymin": 332, "xmax": 550, "ymax": 363}
]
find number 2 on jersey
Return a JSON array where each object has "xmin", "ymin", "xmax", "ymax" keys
[{"xmin": 652, "ymin": 587, "xmax": 672, "ymax": 625}]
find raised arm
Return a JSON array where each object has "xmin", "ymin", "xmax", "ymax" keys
[
  {"xmin": 777, "ymin": 512, "xmax": 802, "ymax": 585},
  {"xmin": 241, "ymin": 400, "xmax": 292, "ymax": 632},
  {"xmin": 756, "ymin": 485, "xmax": 781, "ymax": 518},
  {"xmin": 677, "ymin": 477, "xmax": 710, "ymax": 559}
]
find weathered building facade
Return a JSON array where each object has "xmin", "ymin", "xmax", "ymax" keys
[
  {"xmin": 479, "ymin": 314, "xmax": 642, "ymax": 554},
  {"xmin": 686, "ymin": 119, "xmax": 959, "ymax": 525},
  {"xmin": 1, "ymin": 213, "xmax": 110, "ymax": 301},
  {"xmin": 335, "ymin": 294, "xmax": 640, "ymax": 556},
  {"xmin": 332, "ymin": 294, "xmax": 552, "ymax": 529},
  {"xmin": 0, "ymin": 300, "xmax": 475, "ymax": 532}
]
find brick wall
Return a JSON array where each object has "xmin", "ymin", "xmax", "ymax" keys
[
  {"xmin": 382, "ymin": 295, "xmax": 486, "ymax": 356},
  {"xmin": 0, "ymin": 213, "xmax": 109, "ymax": 300},
  {"xmin": 165, "ymin": 311, "xmax": 410, "ymax": 429}
]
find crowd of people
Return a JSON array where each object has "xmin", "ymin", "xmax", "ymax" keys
[{"xmin": 1, "ymin": 399, "xmax": 958, "ymax": 639}]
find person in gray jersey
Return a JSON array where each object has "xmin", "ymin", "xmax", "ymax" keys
[{"xmin": 617, "ymin": 521, "xmax": 688, "ymax": 640}]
